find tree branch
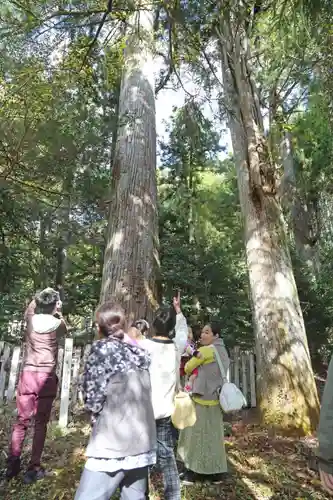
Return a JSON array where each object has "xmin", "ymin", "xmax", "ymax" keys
[
  {"xmin": 80, "ymin": 0, "xmax": 114, "ymax": 70},
  {"xmin": 6, "ymin": 175, "xmax": 68, "ymax": 197},
  {"xmin": 155, "ymin": 21, "xmax": 174, "ymax": 94}
]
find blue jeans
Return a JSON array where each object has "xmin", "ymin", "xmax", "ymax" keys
[{"xmin": 74, "ymin": 466, "xmax": 148, "ymax": 500}]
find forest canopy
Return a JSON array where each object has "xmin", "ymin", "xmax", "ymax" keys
[{"xmin": 1, "ymin": 0, "xmax": 333, "ymax": 431}]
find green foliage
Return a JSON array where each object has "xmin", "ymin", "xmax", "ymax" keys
[
  {"xmin": 0, "ymin": 10, "xmax": 123, "ymax": 337},
  {"xmin": 159, "ymin": 105, "xmax": 252, "ymax": 346},
  {"xmin": 1, "ymin": 0, "xmax": 333, "ymax": 365},
  {"xmin": 288, "ymin": 89, "xmax": 333, "ymax": 362},
  {"xmin": 293, "ymin": 89, "xmax": 333, "ymax": 192}
]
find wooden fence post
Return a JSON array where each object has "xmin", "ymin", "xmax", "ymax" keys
[
  {"xmin": 7, "ymin": 346, "xmax": 21, "ymax": 401},
  {"xmin": 0, "ymin": 345, "xmax": 11, "ymax": 402},
  {"xmin": 71, "ymin": 347, "xmax": 82, "ymax": 407},
  {"xmin": 241, "ymin": 352, "xmax": 247, "ymax": 403},
  {"xmin": 249, "ymin": 352, "xmax": 257, "ymax": 408},
  {"xmin": 59, "ymin": 338, "xmax": 73, "ymax": 428},
  {"xmin": 233, "ymin": 346, "xmax": 240, "ymax": 389}
]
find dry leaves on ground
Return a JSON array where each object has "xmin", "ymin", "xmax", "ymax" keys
[{"xmin": 0, "ymin": 407, "xmax": 330, "ymax": 499}]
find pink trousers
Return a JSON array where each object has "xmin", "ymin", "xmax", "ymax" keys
[{"xmin": 10, "ymin": 370, "xmax": 58, "ymax": 467}]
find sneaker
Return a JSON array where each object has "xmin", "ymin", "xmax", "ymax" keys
[
  {"xmin": 180, "ymin": 470, "xmax": 200, "ymax": 485},
  {"xmin": 23, "ymin": 467, "xmax": 47, "ymax": 484},
  {"xmin": 6, "ymin": 456, "xmax": 21, "ymax": 480}
]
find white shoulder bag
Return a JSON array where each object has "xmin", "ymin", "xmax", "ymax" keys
[{"xmin": 212, "ymin": 345, "xmax": 247, "ymax": 413}]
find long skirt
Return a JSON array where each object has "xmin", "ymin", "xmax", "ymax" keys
[{"xmin": 177, "ymin": 402, "xmax": 228, "ymax": 475}]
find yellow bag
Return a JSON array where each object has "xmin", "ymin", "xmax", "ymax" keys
[{"xmin": 171, "ymin": 391, "xmax": 197, "ymax": 430}]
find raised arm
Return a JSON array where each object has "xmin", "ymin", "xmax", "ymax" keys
[
  {"xmin": 24, "ymin": 299, "xmax": 36, "ymax": 323},
  {"xmin": 172, "ymin": 293, "xmax": 188, "ymax": 354},
  {"xmin": 174, "ymin": 313, "xmax": 188, "ymax": 354}
]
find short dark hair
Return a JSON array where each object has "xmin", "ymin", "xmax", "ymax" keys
[
  {"xmin": 133, "ymin": 319, "xmax": 149, "ymax": 335},
  {"xmin": 95, "ymin": 300, "xmax": 126, "ymax": 340},
  {"xmin": 208, "ymin": 320, "xmax": 221, "ymax": 337},
  {"xmin": 35, "ymin": 288, "xmax": 59, "ymax": 315},
  {"xmin": 153, "ymin": 306, "xmax": 176, "ymax": 338}
]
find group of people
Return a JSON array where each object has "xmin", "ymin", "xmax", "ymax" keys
[
  {"xmin": 5, "ymin": 287, "xmax": 230, "ymax": 499},
  {"xmin": 4, "ymin": 286, "xmax": 333, "ymax": 498}
]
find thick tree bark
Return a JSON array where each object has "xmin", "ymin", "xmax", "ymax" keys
[
  {"xmin": 100, "ymin": 10, "xmax": 159, "ymax": 323},
  {"xmin": 218, "ymin": 12, "xmax": 319, "ymax": 434}
]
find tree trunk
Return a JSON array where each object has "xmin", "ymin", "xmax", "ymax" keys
[
  {"xmin": 218, "ymin": 12, "xmax": 319, "ymax": 434},
  {"xmin": 292, "ymin": 197, "xmax": 320, "ymax": 278},
  {"xmin": 38, "ymin": 215, "xmax": 47, "ymax": 289},
  {"xmin": 55, "ymin": 172, "xmax": 73, "ymax": 302},
  {"xmin": 280, "ymin": 133, "xmax": 320, "ymax": 279},
  {"xmin": 100, "ymin": 9, "xmax": 159, "ymax": 323},
  {"xmin": 185, "ymin": 150, "xmax": 195, "ymax": 244},
  {"xmin": 188, "ymin": 179, "xmax": 194, "ymax": 243}
]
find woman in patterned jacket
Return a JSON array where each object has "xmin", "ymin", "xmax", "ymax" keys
[{"xmin": 75, "ymin": 300, "xmax": 156, "ymax": 500}]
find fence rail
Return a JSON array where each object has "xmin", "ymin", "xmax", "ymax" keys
[{"xmin": 0, "ymin": 340, "xmax": 257, "ymax": 426}]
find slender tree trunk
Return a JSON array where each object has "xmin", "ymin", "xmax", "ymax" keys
[
  {"xmin": 55, "ymin": 172, "xmax": 73, "ymax": 302},
  {"xmin": 100, "ymin": 9, "xmax": 159, "ymax": 323},
  {"xmin": 280, "ymin": 133, "xmax": 320, "ymax": 279},
  {"xmin": 0, "ymin": 230, "xmax": 10, "ymax": 294},
  {"xmin": 218, "ymin": 12, "xmax": 319, "ymax": 434},
  {"xmin": 185, "ymin": 149, "xmax": 195, "ymax": 244},
  {"xmin": 38, "ymin": 215, "xmax": 47, "ymax": 289},
  {"xmin": 320, "ymin": 194, "xmax": 333, "ymax": 242},
  {"xmin": 188, "ymin": 166, "xmax": 194, "ymax": 244},
  {"xmin": 292, "ymin": 198, "xmax": 320, "ymax": 277}
]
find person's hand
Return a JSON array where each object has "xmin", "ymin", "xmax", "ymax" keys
[
  {"xmin": 185, "ymin": 345, "xmax": 193, "ymax": 356},
  {"xmin": 320, "ymin": 469, "xmax": 333, "ymax": 495},
  {"xmin": 173, "ymin": 291, "xmax": 181, "ymax": 314}
]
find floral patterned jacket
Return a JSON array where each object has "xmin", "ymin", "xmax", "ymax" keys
[{"xmin": 83, "ymin": 335, "xmax": 151, "ymax": 421}]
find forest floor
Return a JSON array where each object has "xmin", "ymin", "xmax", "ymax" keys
[{"xmin": 0, "ymin": 405, "xmax": 330, "ymax": 500}]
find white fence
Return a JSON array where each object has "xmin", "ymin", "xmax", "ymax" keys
[{"xmin": 0, "ymin": 340, "xmax": 257, "ymax": 426}]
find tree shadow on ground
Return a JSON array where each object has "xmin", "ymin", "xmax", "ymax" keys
[
  {"xmin": 0, "ymin": 409, "xmax": 330, "ymax": 499},
  {"xmin": 0, "ymin": 406, "xmax": 89, "ymax": 500},
  {"xmin": 224, "ymin": 424, "xmax": 330, "ymax": 500}
]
